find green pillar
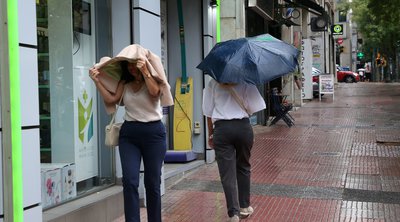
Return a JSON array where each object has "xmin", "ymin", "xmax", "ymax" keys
[
  {"xmin": 0, "ymin": 0, "xmax": 24, "ymax": 221},
  {"xmin": 216, "ymin": 0, "xmax": 220, "ymax": 43}
]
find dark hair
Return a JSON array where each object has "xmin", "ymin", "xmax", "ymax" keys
[{"xmin": 120, "ymin": 61, "xmax": 135, "ymax": 83}]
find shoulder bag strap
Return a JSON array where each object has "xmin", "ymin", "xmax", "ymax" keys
[
  {"xmin": 109, "ymin": 85, "xmax": 127, "ymax": 125},
  {"xmin": 228, "ymin": 86, "xmax": 250, "ymax": 115}
]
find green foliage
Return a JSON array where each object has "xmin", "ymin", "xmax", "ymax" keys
[
  {"xmin": 336, "ymin": 1, "xmax": 350, "ymax": 12},
  {"xmin": 350, "ymin": 0, "xmax": 400, "ymax": 59}
]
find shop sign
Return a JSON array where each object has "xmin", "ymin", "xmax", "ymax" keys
[
  {"xmin": 332, "ymin": 24, "xmax": 343, "ymax": 35},
  {"xmin": 319, "ymin": 74, "xmax": 334, "ymax": 94}
]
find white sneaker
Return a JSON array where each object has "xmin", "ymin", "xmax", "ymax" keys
[
  {"xmin": 239, "ymin": 206, "xmax": 254, "ymax": 218},
  {"xmin": 228, "ymin": 215, "xmax": 240, "ymax": 222}
]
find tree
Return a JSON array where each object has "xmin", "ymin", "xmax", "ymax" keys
[{"xmin": 350, "ymin": 0, "xmax": 400, "ymax": 63}]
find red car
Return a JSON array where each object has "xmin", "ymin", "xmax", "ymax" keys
[{"xmin": 337, "ymin": 66, "xmax": 360, "ymax": 83}]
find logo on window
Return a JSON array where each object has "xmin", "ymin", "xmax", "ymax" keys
[{"xmin": 78, "ymin": 90, "xmax": 94, "ymax": 143}]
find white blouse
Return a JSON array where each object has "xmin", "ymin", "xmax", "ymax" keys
[
  {"xmin": 202, "ymin": 79, "xmax": 266, "ymax": 123},
  {"xmin": 123, "ymin": 84, "xmax": 163, "ymax": 122}
]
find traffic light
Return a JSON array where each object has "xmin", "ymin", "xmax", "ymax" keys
[
  {"xmin": 311, "ymin": 16, "xmax": 327, "ymax": 32},
  {"xmin": 339, "ymin": 46, "xmax": 344, "ymax": 53},
  {"xmin": 357, "ymin": 52, "xmax": 364, "ymax": 60}
]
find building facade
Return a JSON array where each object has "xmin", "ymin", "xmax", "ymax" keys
[
  {"xmin": 219, "ymin": 0, "xmax": 335, "ymax": 111},
  {"xmin": 1, "ymin": 0, "xmax": 335, "ymax": 221},
  {"xmin": 1, "ymin": 0, "xmax": 220, "ymax": 221}
]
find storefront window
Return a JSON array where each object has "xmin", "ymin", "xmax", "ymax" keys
[{"xmin": 36, "ymin": 0, "xmax": 113, "ymax": 209}]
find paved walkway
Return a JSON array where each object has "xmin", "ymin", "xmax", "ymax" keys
[{"xmin": 120, "ymin": 82, "xmax": 400, "ymax": 221}]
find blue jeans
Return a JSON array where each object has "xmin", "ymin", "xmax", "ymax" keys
[{"xmin": 119, "ymin": 120, "xmax": 167, "ymax": 222}]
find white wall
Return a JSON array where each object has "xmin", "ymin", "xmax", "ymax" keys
[
  {"xmin": 17, "ymin": 0, "xmax": 42, "ymax": 220},
  {"xmin": 24, "ymin": 206, "xmax": 42, "ymax": 222},
  {"xmin": 22, "ymin": 130, "xmax": 41, "ymax": 209},
  {"xmin": 18, "ymin": 0, "xmax": 42, "ymax": 209},
  {"xmin": 133, "ymin": 0, "xmax": 162, "ymax": 55},
  {"xmin": 112, "ymin": 0, "xmax": 131, "ymax": 55}
]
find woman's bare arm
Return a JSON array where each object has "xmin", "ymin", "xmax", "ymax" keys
[{"xmin": 89, "ymin": 67, "xmax": 125, "ymax": 104}]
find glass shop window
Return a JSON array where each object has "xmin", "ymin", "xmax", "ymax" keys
[{"xmin": 36, "ymin": 0, "xmax": 114, "ymax": 209}]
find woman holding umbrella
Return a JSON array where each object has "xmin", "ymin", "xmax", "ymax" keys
[
  {"xmin": 89, "ymin": 45, "xmax": 173, "ymax": 222},
  {"xmin": 199, "ymin": 34, "xmax": 297, "ymax": 221},
  {"xmin": 202, "ymin": 79, "xmax": 266, "ymax": 221}
]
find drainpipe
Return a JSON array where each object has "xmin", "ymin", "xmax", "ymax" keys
[{"xmin": 0, "ymin": 0, "xmax": 24, "ymax": 221}]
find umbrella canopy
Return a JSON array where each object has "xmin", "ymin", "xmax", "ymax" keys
[{"xmin": 197, "ymin": 34, "xmax": 299, "ymax": 84}]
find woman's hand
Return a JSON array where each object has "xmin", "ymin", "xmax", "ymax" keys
[
  {"xmin": 89, "ymin": 67, "xmax": 101, "ymax": 83},
  {"xmin": 136, "ymin": 58, "xmax": 150, "ymax": 78},
  {"xmin": 206, "ymin": 118, "xmax": 214, "ymax": 149},
  {"xmin": 137, "ymin": 58, "xmax": 160, "ymax": 97},
  {"xmin": 208, "ymin": 134, "xmax": 214, "ymax": 149}
]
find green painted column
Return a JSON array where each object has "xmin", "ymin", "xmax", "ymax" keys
[
  {"xmin": 216, "ymin": 0, "xmax": 220, "ymax": 43},
  {"xmin": 1, "ymin": 0, "xmax": 24, "ymax": 221}
]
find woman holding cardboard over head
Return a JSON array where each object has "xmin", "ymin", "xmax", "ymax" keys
[{"xmin": 89, "ymin": 44, "xmax": 173, "ymax": 222}]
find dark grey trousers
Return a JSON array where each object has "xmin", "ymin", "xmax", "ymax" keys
[{"xmin": 213, "ymin": 118, "xmax": 254, "ymax": 217}]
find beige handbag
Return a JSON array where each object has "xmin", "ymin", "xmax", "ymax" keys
[{"xmin": 105, "ymin": 87, "xmax": 126, "ymax": 147}]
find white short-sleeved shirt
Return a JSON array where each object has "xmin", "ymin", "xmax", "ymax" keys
[{"xmin": 202, "ymin": 79, "xmax": 266, "ymax": 123}]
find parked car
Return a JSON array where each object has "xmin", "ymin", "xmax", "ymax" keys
[
  {"xmin": 340, "ymin": 66, "xmax": 350, "ymax": 71},
  {"xmin": 337, "ymin": 66, "xmax": 360, "ymax": 83},
  {"xmin": 312, "ymin": 67, "xmax": 322, "ymax": 98}
]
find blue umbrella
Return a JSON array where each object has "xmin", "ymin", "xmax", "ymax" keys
[{"xmin": 196, "ymin": 34, "xmax": 299, "ymax": 85}]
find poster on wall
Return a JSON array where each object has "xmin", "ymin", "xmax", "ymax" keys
[
  {"xmin": 73, "ymin": 66, "xmax": 98, "ymax": 182},
  {"xmin": 312, "ymin": 35, "xmax": 324, "ymax": 72},
  {"xmin": 301, "ymin": 39, "xmax": 313, "ymax": 100}
]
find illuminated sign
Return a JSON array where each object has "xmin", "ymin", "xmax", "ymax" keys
[{"xmin": 332, "ymin": 24, "xmax": 343, "ymax": 35}]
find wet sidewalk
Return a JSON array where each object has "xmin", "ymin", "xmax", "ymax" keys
[{"xmin": 126, "ymin": 82, "xmax": 400, "ymax": 221}]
